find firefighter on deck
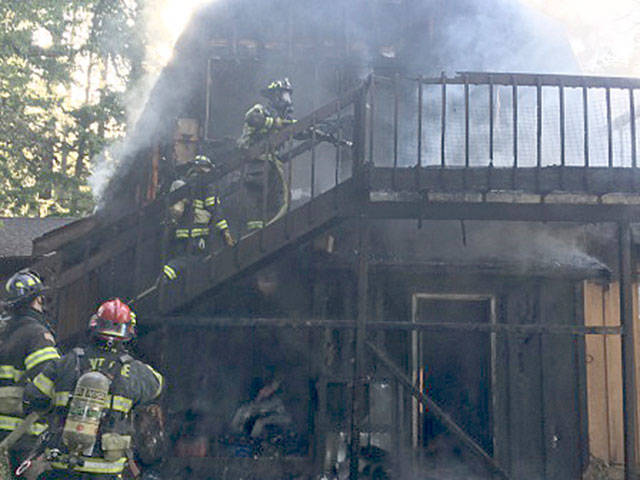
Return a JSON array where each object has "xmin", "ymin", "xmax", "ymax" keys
[
  {"xmin": 237, "ymin": 78, "xmax": 296, "ymax": 235},
  {"xmin": 23, "ymin": 298, "xmax": 164, "ymax": 479},
  {"xmin": 162, "ymin": 155, "xmax": 235, "ymax": 282},
  {"xmin": 0, "ymin": 269, "xmax": 60, "ymax": 477}
]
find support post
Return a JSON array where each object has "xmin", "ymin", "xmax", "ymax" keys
[
  {"xmin": 619, "ymin": 222, "xmax": 639, "ymax": 480},
  {"xmin": 349, "ymin": 217, "xmax": 369, "ymax": 480}
]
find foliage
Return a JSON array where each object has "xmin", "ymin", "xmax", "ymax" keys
[{"xmin": 0, "ymin": 0, "xmax": 147, "ymax": 217}]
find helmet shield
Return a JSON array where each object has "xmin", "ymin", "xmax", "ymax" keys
[
  {"xmin": 262, "ymin": 78, "xmax": 293, "ymax": 115},
  {"xmin": 89, "ymin": 298, "xmax": 136, "ymax": 342}
]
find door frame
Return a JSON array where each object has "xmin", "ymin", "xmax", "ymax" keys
[{"xmin": 410, "ymin": 292, "xmax": 498, "ymax": 455}]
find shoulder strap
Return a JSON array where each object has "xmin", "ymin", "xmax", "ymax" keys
[
  {"xmin": 118, "ymin": 353, "xmax": 133, "ymax": 364},
  {"xmin": 72, "ymin": 347, "xmax": 85, "ymax": 377}
]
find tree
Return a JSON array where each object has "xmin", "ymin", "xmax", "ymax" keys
[{"xmin": 0, "ymin": 0, "xmax": 147, "ymax": 217}]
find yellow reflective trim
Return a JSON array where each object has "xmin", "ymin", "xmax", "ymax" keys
[
  {"xmin": 247, "ymin": 220, "xmax": 264, "ymax": 230},
  {"xmin": 0, "ymin": 365, "xmax": 23, "ymax": 382},
  {"xmin": 111, "ymin": 395, "xmax": 133, "ymax": 413},
  {"xmin": 32, "ymin": 373, "xmax": 55, "ymax": 398},
  {"xmin": 26, "ymin": 278, "xmax": 36, "ymax": 286},
  {"xmin": 0, "ymin": 415, "xmax": 46, "ymax": 435},
  {"xmin": 264, "ymin": 116, "xmax": 274, "ymax": 128},
  {"xmin": 54, "ymin": 391, "xmax": 70, "ymax": 407},
  {"xmin": 216, "ymin": 219, "xmax": 229, "ymax": 230},
  {"xmin": 24, "ymin": 347, "xmax": 60, "ymax": 371},
  {"xmin": 147, "ymin": 365, "xmax": 163, "ymax": 399},
  {"xmin": 192, "ymin": 199, "xmax": 204, "ymax": 208},
  {"xmin": 51, "ymin": 456, "xmax": 127, "ymax": 474},
  {"xmin": 191, "ymin": 228, "xmax": 210, "ymax": 237},
  {"xmin": 163, "ymin": 265, "xmax": 177, "ymax": 280},
  {"xmin": 15, "ymin": 281, "xmax": 24, "ymax": 288},
  {"xmin": 204, "ymin": 196, "xmax": 218, "ymax": 206}
]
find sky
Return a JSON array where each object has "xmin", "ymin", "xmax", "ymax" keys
[{"xmin": 519, "ymin": 0, "xmax": 640, "ymax": 75}]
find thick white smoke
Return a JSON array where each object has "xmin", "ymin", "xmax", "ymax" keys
[{"xmin": 88, "ymin": 0, "xmax": 215, "ymax": 207}]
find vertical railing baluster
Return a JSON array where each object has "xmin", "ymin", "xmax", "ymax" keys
[
  {"xmin": 393, "ymin": 73, "xmax": 399, "ymax": 189},
  {"xmin": 285, "ymin": 129, "xmax": 293, "ymax": 239},
  {"xmin": 512, "ymin": 76, "xmax": 518, "ymax": 189},
  {"xmin": 309, "ymin": 113, "xmax": 317, "ymax": 225},
  {"xmin": 260, "ymin": 142, "xmax": 269, "ymax": 252},
  {"xmin": 464, "ymin": 74, "xmax": 470, "ymax": 189},
  {"xmin": 630, "ymin": 89, "xmax": 637, "ymax": 168},
  {"xmin": 536, "ymin": 78, "xmax": 542, "ymax": 192},
  {"xmin": 583, "ymin": 85, "xmax": 590, "ymax": 190},
  {"xmin": 559, "ymin": 81, "xmax": 566, "ymax": 189},
  {"xmin": 559, "ymin": 82, "xmax": 565, "ymax": 167},
  {"xmin": 369, "ymin": 76, "xmax": 375, "ymax": 166},
  {"xmin": 583, "ymin": 86, "xmax": 589, "ymax": 167},
  {"xmin": 489, "ymin": 79, "xmax": 494, "ymax": 165},
  {"xmin": 488, "ymin": 77, "xmax": 494, "ymax": 190},
  {"xmin": 464, "ymin": 74, "xmax": 470, "ymax": 168},
  {"xmin": 417, "ymin": 76, "xmax": 423, "ymax": 192},
  {"xmin": 607, "ymin": 87, "xmax": 613, "ymax": 167},
  {"xmin": 334, "ymin": 99, "xmax": 342, "ymax": 210},
  {"xmin": 441, "ymin": 72, "xmax": 447, "ymax": 167}
]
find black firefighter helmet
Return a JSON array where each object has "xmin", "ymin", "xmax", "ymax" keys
[{"xmin": 4, "ymin": 269, "xmax": 47, "ymax": 308}]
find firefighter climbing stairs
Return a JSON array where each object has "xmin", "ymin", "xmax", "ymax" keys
[{"xmin": 31, "ymin": 83, "xmax": 367, "ymax": 320}]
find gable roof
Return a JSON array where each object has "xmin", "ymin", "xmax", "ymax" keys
[{"xmin": 0, "ymin": 217, "xmax": 78, "ymax": 258}]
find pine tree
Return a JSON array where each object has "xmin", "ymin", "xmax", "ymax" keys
[{"xmin": 0, "ymin": 0, "xmax": 147, "ymax": 217}]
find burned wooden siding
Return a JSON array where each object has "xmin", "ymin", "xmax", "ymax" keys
[{"xmin": 364, "ymin": 271, "xmax": 587, "ymax": 479}]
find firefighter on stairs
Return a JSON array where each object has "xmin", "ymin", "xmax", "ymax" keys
[
  {"xmin": 236, "ymin": 78, "xmax": 297, "ymax": 237},
  {"xmin": 162, "ymin": 154, "xmax": 235, "ymax": 283}
]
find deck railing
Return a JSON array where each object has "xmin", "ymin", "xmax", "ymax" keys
[{"xmin": 368, "ymin": 72, "xmax": 640, "ymax": 172}]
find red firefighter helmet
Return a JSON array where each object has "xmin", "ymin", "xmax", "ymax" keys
[{"xmin": 89, "ymin": 298, "xmax": 136, "ymax": 342}]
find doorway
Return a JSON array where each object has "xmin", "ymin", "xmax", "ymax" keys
[{"xmin": 411, "ymin": 293, "xmax": 496, "ymax": 456}]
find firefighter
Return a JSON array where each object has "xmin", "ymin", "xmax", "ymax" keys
[
  {"xmin": 162, "ymin": 154, "xmax": 235, "ymax": 282},
  {"xmin": 0, "ymin": 269, "xmax": 59, "ymax": 477},
  {"xmin": 237, "ymin": 78, "xmax": 296, "ymax": 235},
  {"xmin": 23, "ymin": 298, "xmax": 164, "ymax": 479}
]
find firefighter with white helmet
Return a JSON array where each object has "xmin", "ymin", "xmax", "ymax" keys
[
  {"xmin": 237, "ymin": 78, "xmax": 296, "ymax": 235},
  {"xmin": 162, "ymin": 154, "xmax": 235, "ymax": 282},
  {"xmin": 23, "ymin": 298, "xmax": 163, "ymax": 479}
]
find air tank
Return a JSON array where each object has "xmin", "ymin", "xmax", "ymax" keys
[{"xmin": 62, "ymin": 371, "xmax": 110, "ymax": 456}]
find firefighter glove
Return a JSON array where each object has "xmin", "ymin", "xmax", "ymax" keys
[{"xmin": 222, "ymin": 229, "xmax": 236, "ymax": 247}]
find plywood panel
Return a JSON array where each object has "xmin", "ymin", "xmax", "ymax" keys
[
  {"xmin": 584, "ymin": 281, "xmax": 624, "ymax": 466},
  {"xmin": 604, "ymin": 282, "xmax": 624, "ymax": 465},
  {"xmin": 584, "ymin": 281, "xmax": 609, "ymax": 462},
  {"xmin": 635, "ymin": 283, "xmax": 640, "ymax": 462}
]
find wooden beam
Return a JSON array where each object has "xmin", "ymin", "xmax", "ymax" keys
[{"xmin": 366, "ymin": 341, "xmax": 511, "ymax": 479}]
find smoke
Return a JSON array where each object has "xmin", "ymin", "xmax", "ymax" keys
[
  {"xmin": 359, "ymin": 220, "xmax": 611, "ymax": 280},
  {"xmin": 89, "ymin": 0, "xmax": 587, "ymax": 212},
  {"xmin": 87, "ymin": 0, "xmax": 215, "ymax": 209}
]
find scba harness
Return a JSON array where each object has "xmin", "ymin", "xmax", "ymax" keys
[{"xmin": 50, "ymin": 348, "xmax": 135, "ymax": 475}]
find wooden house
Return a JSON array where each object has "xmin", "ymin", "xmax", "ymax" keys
[{"xmin": 27, "ymin": 1, "xmax": 640, "ymax": 479}]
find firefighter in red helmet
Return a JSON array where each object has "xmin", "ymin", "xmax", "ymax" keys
[
  {"xmin": 0, "ymin": 269, "xmax": 59, "ymax": 478},
  {"xmin": 23, "ymin": 298, "xmax": 164, "ymax": 479}
]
